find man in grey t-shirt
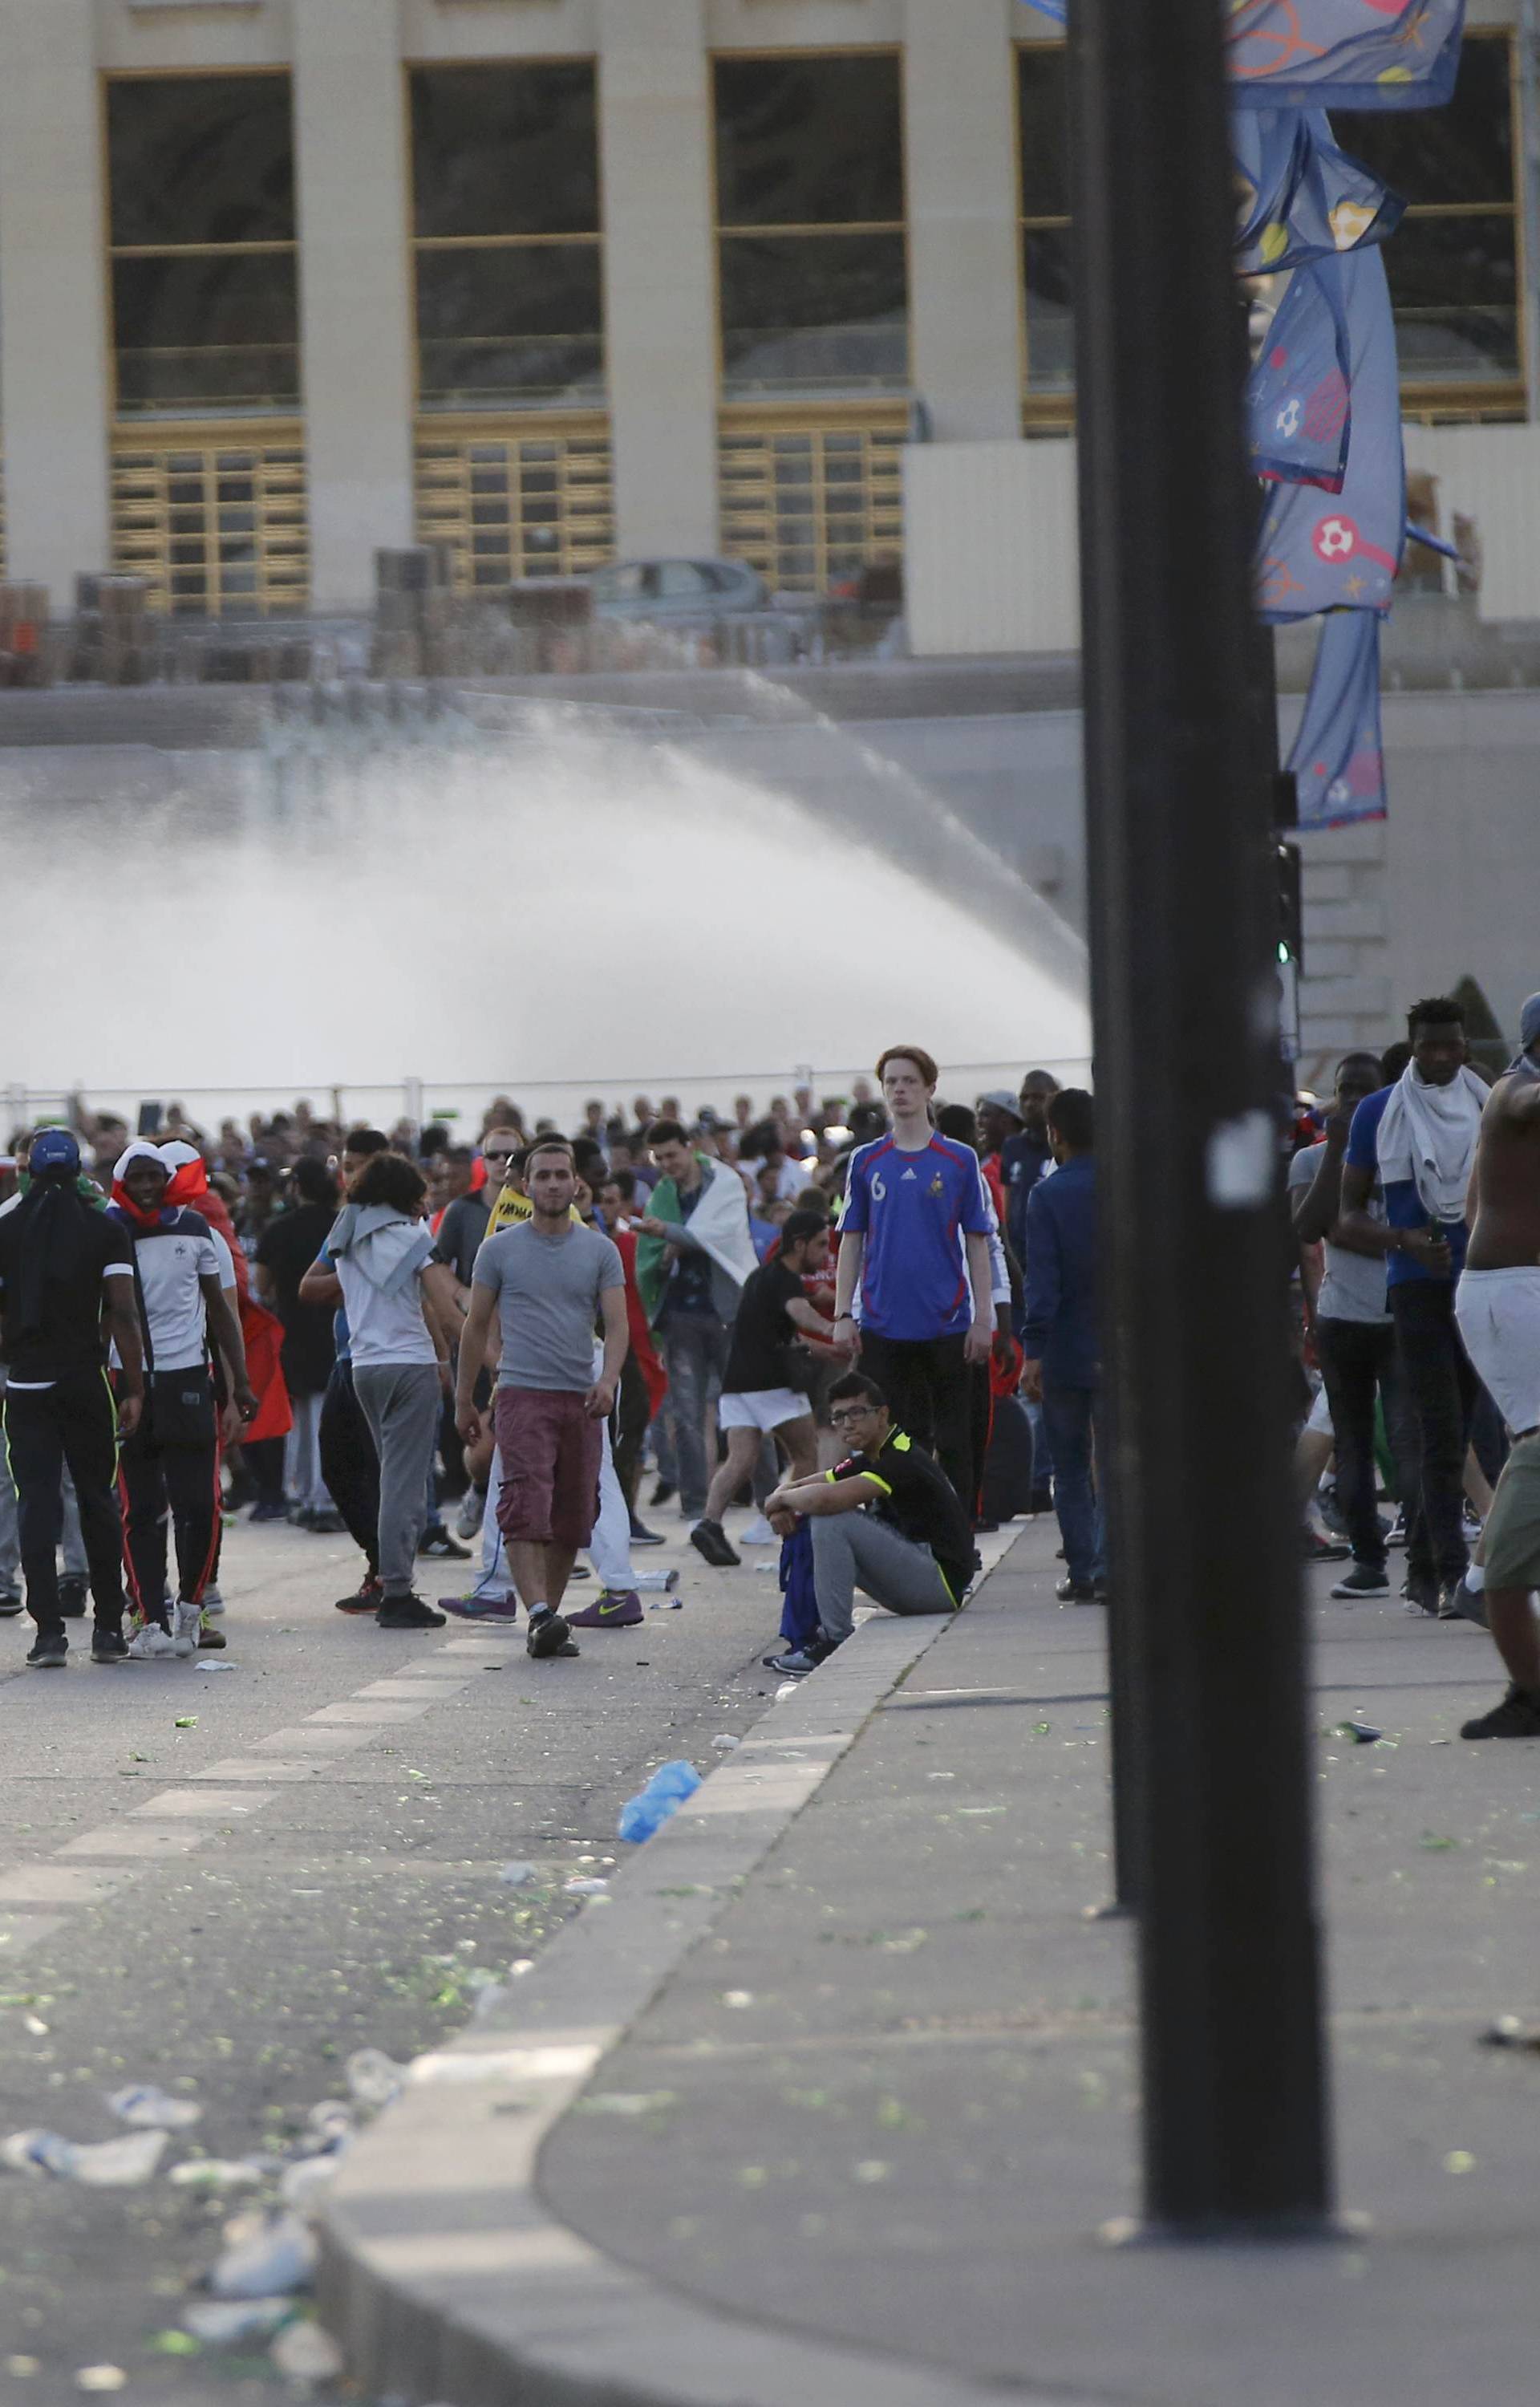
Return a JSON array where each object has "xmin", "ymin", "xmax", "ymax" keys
[
  {"xmin": 1290, "ymin": 1051, "xmax": 1419, "ymax": 1598},
  {"xmin": 456, "ymin": 1140, "xmax": 628, "ymax": 1660}
]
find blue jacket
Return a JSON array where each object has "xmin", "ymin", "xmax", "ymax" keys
[
  {"xmin": 999, "ymin": 1130, "xmax": 1053, "ymax": 1264},
  {"xmin": 1021, "ymin": 1156, "xmax": 1100, "ymax": 1388}
]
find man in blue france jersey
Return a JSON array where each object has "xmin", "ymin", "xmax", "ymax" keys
[
  {"xmin": 833, "ymin": 1044, "xmax": 994, "ymax": 1506},
  {"xmin": 1337, "ymin": 996, "xmax": 1489, "ymax": 1618}
]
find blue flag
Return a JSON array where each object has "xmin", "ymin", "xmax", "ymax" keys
[
  {"xmin": 1256, "ymin": 246, "xmax": 1404, "ymax": 619},
  {"xmin": 1249, "ymin": 258, "xmax": 1352, "ymax": 489},
  {"xmin": 1229, "ymin": 2, "xmax": 1465, "ymax": 111},
  {"xmin": 1289, "ymin": 611, "xmax": 1387, "ymax": 826},
  {"xmin": 1234, "ymin": 110, "xmax": 1404, "ymax": 274}
]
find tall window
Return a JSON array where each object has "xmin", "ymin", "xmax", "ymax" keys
[
  {"xmin": 1335, "ymin": 31, "xmax": 1520, "ymax": 403},
  {"xmin": 107, "ymin": 75, "xmax": 298, "ymax": 414},
  {"xmin": 1017, "ymin": 44, "xmax": 1072, "ymax": 405},
  {"xmin": 715, "ymin": 55, "xmax": 908, "ymax": 396},
  {"xmin": 411, "ymin": 63, "xmax": 602, "ymax": 410}
]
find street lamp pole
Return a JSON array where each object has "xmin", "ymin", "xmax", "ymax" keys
[{"xmin": 1068, "ymin": 0, "xmax": 1335, "ymax": 2230}]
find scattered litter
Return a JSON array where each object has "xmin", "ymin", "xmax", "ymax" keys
[
  {"xmin": 182, "ymin": 2297, "xmax": 294, "ymax": 2344},
  {"xmin": 564, "ymin": 1877, "xmax": 609, "ymax": 1896},
  {"xmin": 852, "ymin": 2160, "xmax": 890, "ymax": 2183},
  {"xmin": 1337, "ymin": 1721, "xmax": 1382, "ymax": 1744},
  {"xmin": 74, "ymin": 2370, "xmax": 127, "ymax": 2395},
  {"xmin": 22, "ymin": 2015, "xmax": 47, "ymax": 2036},
  {"xmin": 957, "ymin": 1807, "xmax": 1006, "ymax": 1817},
  {"xmin": 1444, "ymin": 2149, "xmax": 1477, "ymax": 2174},
  {"xmin": 753, "ymin": 1560, "xmax": 776, "ymax": 1573},
  {"xmin": 280, "ymin": 2150, "xmax": 348, "ymax": 2208},
  {"xmin": 270, "ymin": 2320, "xmax": 345, "ymax": 2382},
  {"xmin": 197, "ymin": 1660, "xmax": 238, "ymax": 1673},
  {"xmin": 2, "ymin": 2129, "xmax": 168, "ymax": 2186},
  {"xmin": 711, "ymin": 1735, "xmax": 740, "ymax": 1751},
  {"xmin": 618, "ymin": 1759, "xmax": 702, "ymax": 1843},
  {"xmin": 776, "ymin": 1682, "xmax": 799, "ymax": 1700},
  {"xmin": 208, "ymin": 2209, "xmax": 318, "ymax": 2299},
  {"xmin": 470, "ymin": 1983, "xmax": 510, "ymax": 2023},
  {"xmin": 926, "ymin": 1772, "xmax": 956, "ymax": 1781},
  {"xmin": 498, "ymin": 1861, "xmax": 537, "ymax": 1887},
  {"xmin": 510, "ymin": 1958, "xmax": 535, "ymax": 1977},
  {"xmin": 578, "ymin": 2090, "xmax": 678, "ymax": 2117},
  {"xmin": 109, "ymin": 2084, "xmax": 202, "ymax": 2131},
  {"xmin": 345, "ymin": 2048, "xmax": 406, "ymax": 2109},
  {"xmin": 173, "ymin": 1716, "xmax": 197, "ymax": 1729},
  {"xmin": 648, "ymin": 1596, "xmax": 684, "ymax": 1609},
  {"xmin": 1420, "ymin": 1833, "xmax": 1459, "ymax": 1851},
  {"xmin": 5, "ymin": 2360, "xmax": 40, "ymax": 2379},
  {"xmin": 146, "ymin": 2332, "xmax": 201, "ymax": 2357},
  {"xmin": 1481, "ymin": 2016, "xmax": 1540, "ymax": 2053},
  {"xmin": 296, "ymin": 2101, "xmax": 353, "ymax": 2157},
  {"xmin": 722, "ymin": 1990, "xmax": 754, "ymax": 2010},
  {"xmin": 170, "ymin": 2158, "xmax": 266, "ymax": 2190}
]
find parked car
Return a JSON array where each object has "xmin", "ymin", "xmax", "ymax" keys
[{"xmin": 586, "ymin": 558, "xmax": 769, "ymax": 619}]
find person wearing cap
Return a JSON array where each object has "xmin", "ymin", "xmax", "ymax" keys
[
  {"xmin": 0, "ymin": 1130, "xmax": 144, "ymax": 1668},
  {"xmin": 1450, "ymin": 992, "xmax": 1540, "ymax": 1738},
  {"xmin": 107, "ymin": 1143, "xmax": 257, "ymax": 1658}
]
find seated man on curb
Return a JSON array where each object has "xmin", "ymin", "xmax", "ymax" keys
[{"xmin": 761, "ymin": 1370, "xmax": 975, "ymax": 1678}]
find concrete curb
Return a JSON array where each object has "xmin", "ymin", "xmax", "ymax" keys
[{"xmin": 320, "ymin": 1528, "xmax": 1072, "ymax": 2407}]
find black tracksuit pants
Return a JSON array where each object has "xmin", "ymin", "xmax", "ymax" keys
[
  {"xmin": 2, "ymin": 1370, "xmax": 128, "ymax": 1634},
  {"xmin": 319, "ymin": 1359, "xmax": 380, "ymax": 1573},
  {"xmin": 117, "ymin": 1374, "xmax": 221, "ymax": 1622},
  {"xmin": 857, "ymin": 1330, "xmax": 975, "ymax": 1508}
]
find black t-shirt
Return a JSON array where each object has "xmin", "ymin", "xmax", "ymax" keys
[
  {"xmin": 256, "ymin": 1203, "xmax": 338, "ymax": 1396},
  {"xmin": 432, "ymin": 1191, "xmax": 492, "ymax": 1289},
  {"xmin": 724, "ymin": 1256, "xmax": 804, "ymax": 1394},
  {"xmin": 836, "ymin": 1427, "xmax": 974, "ymax": 1605},
  {"xmin": 0, "ymin": 1203, "xmax": 132, "ymax": 1386}
]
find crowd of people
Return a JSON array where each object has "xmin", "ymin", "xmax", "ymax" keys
[
  {"xmin": 0, "ymin": 1055, "xmax": 1084, "ymax": 1674},
  {"xmin": 4, "ymin": 1001, "xmax": 1540, "ymax": 1746}
]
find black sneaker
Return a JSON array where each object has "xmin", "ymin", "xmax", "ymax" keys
[
  {"xmin": 377, "ymin": 1595, "xmax": 448, "ymax": 1630},
  {"xmin": 1302, "ymin": 1528, "xmax": 1352, "ymax": 1565},
  {"xmin": 56, "ymin": 1577, "xmax": 88, "ymax": 1619},
  {"xmin": 628, "ymin": 1517, "xmax": 666, "ymax": 1547},
  {"xmin": 419, "ymin": 1527, "xmax": 471, "ymax": 1561},
  {"xmin": 1401, "ymin": 1571, "xmax": 1440, "ymax": 1616},
  {"xmin": 1056, "ymin": 1576, "xmax": 1099, "ymax": 1603},
  {"xmin": 648, "ymin": 1478, "xmax": 677, "ymax": 1509},
  {"xmin": 1461, "ymin": 1685, "xmax": 1540, "ymax": 1740},
  {"xmin": 690, "ymin": 1518, "xmax": 740, "ymax": 1569},
  {"xmin": 91, "ymin": 1625, "xmax": 128, "ymax": 1665},
  {"xmin": 1330, "ymin": 1562, "xmax": 1390, "ymax": 1599},
  {"xmin": 335, "ymin": 1577, "xmax": 383, "ymax": 1616},
  {"xmin": 0, "ymin": 1587, "xmax": 23, "ymax": 1618},
  {"xmin": 197, "ymin": 1619, "xmax": 228, "ymax": 1650},
  {"xmin": 27, "ymin": 1630, "xmax": 68, "ymax": 1669},
  {"xmin": 527, "ymin": 1610, "xmax": 575, "ymax": 1659},
  {"xmin": 1440, "ymin": 1577, "xmax": 1488, "ymax": 1629}
]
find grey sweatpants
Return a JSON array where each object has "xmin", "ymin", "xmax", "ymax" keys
[
  {"xmin": 351, "ymin": 1362, "xmax": 441, "ymax": 1596},
  {"xmin": 811, "ymin": 1511, "xmax": 954, "ymax": 1645}
]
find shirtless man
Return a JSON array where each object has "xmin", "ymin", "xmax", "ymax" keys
[{"xmin": 1452, "ymin": 992, "xmax": 1540, "ymax": 1738}]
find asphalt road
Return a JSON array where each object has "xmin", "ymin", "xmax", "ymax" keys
[{"xmin": 0, "ymin": 1506, "xmax": 788, "ymax": 2405}]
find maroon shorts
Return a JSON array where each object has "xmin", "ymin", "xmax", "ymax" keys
[{"xmin": 493, "ymin": 1386, "xmax": 602, "ymax": 1551}]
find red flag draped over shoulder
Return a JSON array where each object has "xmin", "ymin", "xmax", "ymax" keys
[{"xmin": 160, "ymin": 1145, "xmax": 291, "ymax": 1440}]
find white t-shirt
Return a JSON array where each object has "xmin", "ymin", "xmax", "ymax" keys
[
  {"xmin": 1287, "ymin": 1142, "xmax": 1390, "ymax": 1326},
  {"xmin": 123, "ymin": 1208, "xmax": 224, "ymax": 1372},
  {"xmin": 335, "ymin": 1253, "xmax": 437, "ymax": 1368}
]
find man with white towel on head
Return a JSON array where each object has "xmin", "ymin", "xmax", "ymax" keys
[{"xmin": 1338, "ymin": 996, "xmax": 1489, "ymax": 1621}]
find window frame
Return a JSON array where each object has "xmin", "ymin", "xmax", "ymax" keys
[
  {"xmin": 711, "ymin": 47, "xmax": 913, "ymax": 404},
  {"xmin": 407, "ymin": 56, "xmax": 606, "ymax": 415},
  {"xmin": 103, "ymin": 67, "xmax": 302, "ymax": 423}
]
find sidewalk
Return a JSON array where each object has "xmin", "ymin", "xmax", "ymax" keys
[{"xmin": 325, "ymin": 1523, "xmax": 1540, "ymax": 2406}]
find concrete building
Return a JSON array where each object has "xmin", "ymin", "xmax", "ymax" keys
[{"xmin": 0, "ymin": 0, "xmax": 1533, "ymax": 1074}]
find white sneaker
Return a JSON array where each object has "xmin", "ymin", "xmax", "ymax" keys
[
  {"xmin": 126, "ymin": 1622, "xmax": 178, "ymax": 1660},
  {"xmin": 170, "ymin": 1600, "xmax": 201, "ymax": 1657},
  {"xmin": 456, "ymin": 1488, "xmax": 485, "ymax": 1541},
  {"xmin": 201, "ymin": 1584, "xmax": 225, "ymax": 1617},
  {"xmin": 739, "ymin": 1514, "xmax": 777, "ymax": 1546}
]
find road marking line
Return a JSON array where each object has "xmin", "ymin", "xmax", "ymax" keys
[
  {"xmin": 0, "ymin": 1914, "xmax": 70, "ymax": 1955},
  {"xmin": 354, "ymin": 1679, "xmax": 476, "ymax": 1700},
  {"xmin": 129, "ymin": 1789, "xmax": 277, "ymax": 1819},
  {"xmin": 0, "ymin": 1866, "xmax": 141, "ymax": 1906},
  {"xmin": 194, "ymin": 1759, "xmax": 326, "ymax": 1783},
  {"xmin": 305, "ymin": 1703, "xmax": 429, "ymax": 1725},
  {"xmin": 58, "ymin": 1825, "xmax": 205, "ymax": 1860},
  {"xmin": 255, "ymin": 1727, "xmax": 379, "ymax": 1752}
]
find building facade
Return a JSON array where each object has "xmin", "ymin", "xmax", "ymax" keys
[{"xmin": 0, "ymin": 0, "xmax": 1529, "ymax": 622}]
